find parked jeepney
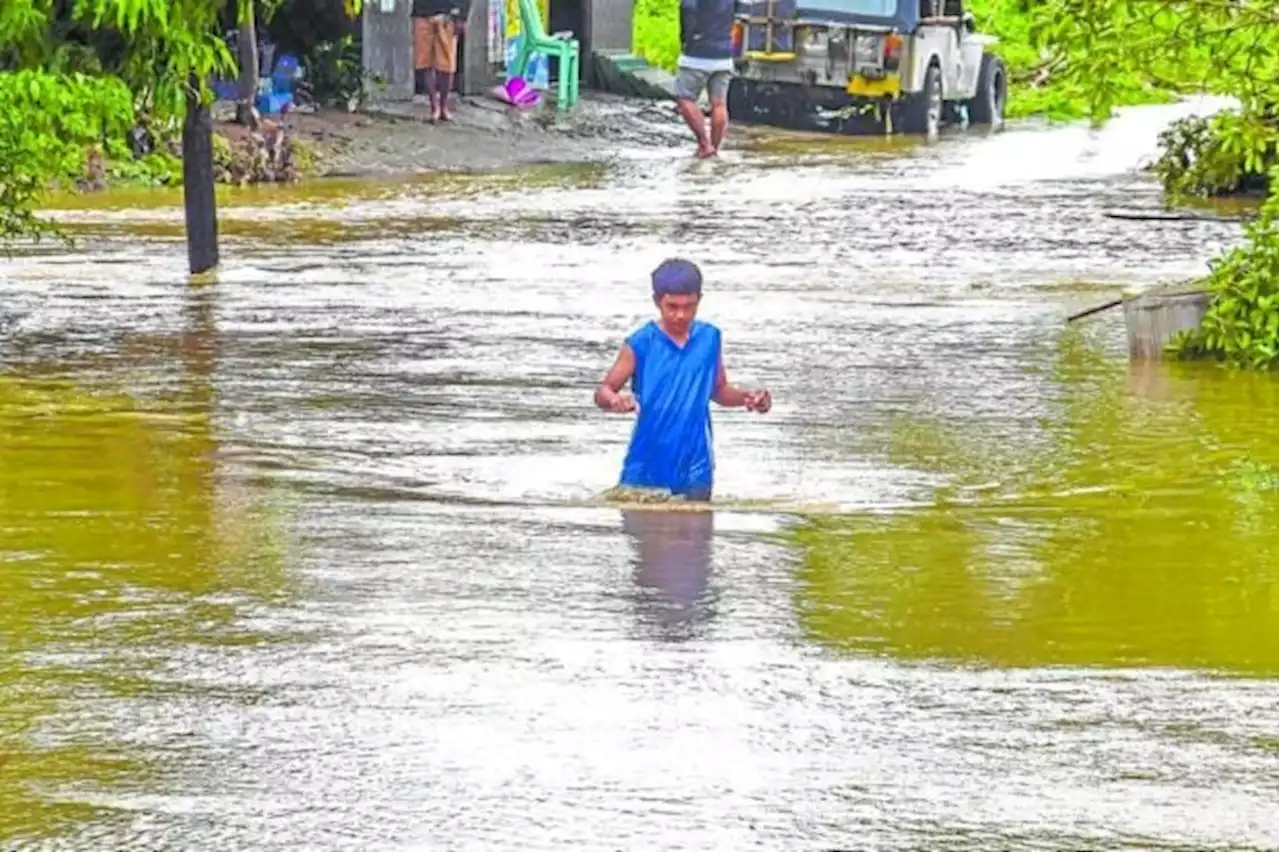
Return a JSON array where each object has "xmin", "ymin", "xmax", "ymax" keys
[{"xmin": 728, "ymin": 0, "xmax": 1007, "ymax": 136}]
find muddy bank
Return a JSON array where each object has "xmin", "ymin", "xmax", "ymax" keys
[
  {"xmin": 76, "ymin": 93, "xmax": 692, "ymax": 195},
  {"xmin": 242, "ymin": 93, "xmax": 694, "ymax": 178}
]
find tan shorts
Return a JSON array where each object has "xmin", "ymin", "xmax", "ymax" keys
[{"xmin": 414, "ymin": 15, "xmax": 457, "ymax": 73}]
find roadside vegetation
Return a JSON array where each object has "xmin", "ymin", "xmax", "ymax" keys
[
  {"xmin": 1041, "ymin": 0, "xmax": 1277, "ymax": 367},
  {"xmin": 633, "ymin": 0, "xmax": 680, "ymax": 74},
  {"xmin": 968, "ymin": 0, "xmax": 1173, "ymax": 121},
  {"xmin": 986, "ymin": 0, "xmax": 1278, "ymax": 368},
  {"xmin": 0, "ymin": 0, "xmax": 361, "ymax": 244}
]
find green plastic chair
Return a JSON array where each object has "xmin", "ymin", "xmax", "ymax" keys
[{"xmin": 512, "ymin": 0, "xmax": 580, "ymax": 110}]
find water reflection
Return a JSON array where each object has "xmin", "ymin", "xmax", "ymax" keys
[
  {"xmin": 791, "ymin": 338, "xmax": 1279, "ymax": 675},
  {"xmin": 622, "ymin": 509, "xmax": 717, "ymax": 639},
  {"xmin": 0, "ymin": 279, "xmax": 297, "ymax": 847}
]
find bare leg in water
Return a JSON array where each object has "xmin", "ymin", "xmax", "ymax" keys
[
  {"xmin": 709, "ymin": 98, "xmax": 728, "ymax": 155},
  {"xmin": 676, "ymin": 98, "xmax": 714, "ymax": 158}
]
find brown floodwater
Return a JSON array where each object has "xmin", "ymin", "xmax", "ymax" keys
[{"xmin": 1, "ymin": 99, "xmax": 1275, "ymax": 851}]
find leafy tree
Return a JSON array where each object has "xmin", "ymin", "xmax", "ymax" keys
[
  {"xmin": 1035, "ymin": 0, "xmax": 1277, "ymax": 124},
  {"xmin": 0, "ymin": 69, "xmax": 134, "ymax": 240},
  {"xmin": 1, "ymin": 0, "xmax": 235, "ymax": 270},
  {"xmin": 0, "ymin": 0, "xmax": 362, "ymax": 272},
  {"xmin": 1152, "ymin": 111, "xmax": 1275, "ymax": 198},
  {"xmin": 1169, "ymin": 170, "xmax": 1279, "ymax": 368},
  {"xmin": 1, "ymin": 1, "xmax": 236, "ymax": 123}
]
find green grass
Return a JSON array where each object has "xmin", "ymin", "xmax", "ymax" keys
[{"xmin": 633, "ymin": 0, "xmax": 680, "ymax": 71}]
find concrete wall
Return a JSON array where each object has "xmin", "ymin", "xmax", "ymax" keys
[
  {"xmin": 461, "ymin": 0, "xmax": 495, "ymax": 95},
  {"xmin": 363, "ymin": 0, "xmax": 497, "ymax": 97},
  {"xmin": 362, "ymin": 0, "xmax": 415, "ymax": 101},
  {"xmin": 1123, "ymin": 289, "xmax": 1210, "ymax": 361},
  {"xmin": 360, "ymin": 0, "xmax": 631, "ymax": 99},
  {"xmin": 588, "ymin": 0, "xmax": 633, "ymax": 53}
]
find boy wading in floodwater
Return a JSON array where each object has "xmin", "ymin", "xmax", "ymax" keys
[{"xmin": 595, "ymin": 259, "xmax": 772, "ymax": 502}]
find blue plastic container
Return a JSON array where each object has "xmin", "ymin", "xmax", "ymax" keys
[
  {"xmin": 271, "ymin": 53, "xmax": 302, "ymax": 94},
  {"xmin": 255, "ymin": 91, "xmax": 294, "ymax": 114},
  {"xmin": 212, "ymin": 78, "xmax": 240, "ymax": 100}
]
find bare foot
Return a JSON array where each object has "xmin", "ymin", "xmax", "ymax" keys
[
  {"xmin": 440, "ymin": 110, "xmax": 454, "ymax": 122},
  {"xmin": 695, "ymin": 144, "xmax": 715, "ymax": 159}
]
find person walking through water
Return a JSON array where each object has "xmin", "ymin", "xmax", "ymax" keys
[
  {"xmin": 412, "ymin": 0, "xmax": 469, "ymax": 122},
  {"xmin": 674, "ymin": 0, "xmax": 737, "ymax": 157},
  {"xmin": 595, "ymin": 258, "xmax": 772, "ymax": 501}
]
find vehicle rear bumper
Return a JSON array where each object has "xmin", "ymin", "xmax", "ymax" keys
[
  {"xmin": 846, "ymin": 73, "xmax": 902, "ymax": 99},
  {"xmin": 727, "ymin": 76, "xmax": 913, "ymax": 133}
]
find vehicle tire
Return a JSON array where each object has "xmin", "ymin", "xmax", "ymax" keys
[
  {"xmin": 902, "ymin": 61, "xmax": 943, "ymax": 137},
  {"xmin": 967, "ymin": 53, "xmax": 1007, "ymax": 128}
]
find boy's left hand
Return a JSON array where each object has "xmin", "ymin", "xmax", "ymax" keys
[{"xmin": 744, "ymin": 389, "xmax": 771, "ymax": 413}]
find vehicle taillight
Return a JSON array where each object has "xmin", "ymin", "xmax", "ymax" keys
[
  {"xmin": 883, "ymin": 32, "xmax": 903, "ymax": 70},
  {"xmin": 732, "ymin": 22, "xmax": 744, "ymax": 54}
]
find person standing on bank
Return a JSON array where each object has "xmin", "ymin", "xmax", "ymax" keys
[
  {"xmin": 675, "ymin": 0, "xmax": 737, "ymax": 158},
  {"xmin": 412, "ymin": 0, "xmax": 470, "ymax": 122}
]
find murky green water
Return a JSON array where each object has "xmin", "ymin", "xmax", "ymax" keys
[{"xmin": 1, "ymin": 101, "xmax": 1276, "ymax": 850}]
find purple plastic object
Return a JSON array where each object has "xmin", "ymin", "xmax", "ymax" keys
[{"xmin": 490, "ymin": 76, "xmax": 540, "ymax": 108}]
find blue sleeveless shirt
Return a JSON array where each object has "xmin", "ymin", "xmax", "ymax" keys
[{"xmin": 620, "ymin": 320, "xmax": 721, "ymax": 497}]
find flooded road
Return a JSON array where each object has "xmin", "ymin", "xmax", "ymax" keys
[{"xmin": 1, "ymin": 100, "xmax": 1276, "ymax": 851}]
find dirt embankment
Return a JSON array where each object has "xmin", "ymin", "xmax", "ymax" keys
[{"xmin": 216, "ymin": 93, "xmax": 693, "ymax": 179}]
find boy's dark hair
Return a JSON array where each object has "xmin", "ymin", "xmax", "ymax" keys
[{"xmin": 651, "ymin": 258, "xmax": 703, "ymax": 297}]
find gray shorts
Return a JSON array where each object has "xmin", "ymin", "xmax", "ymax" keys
[{"xmin": 674, "ymin": 67, "xmax": 733, "ymax": 103}]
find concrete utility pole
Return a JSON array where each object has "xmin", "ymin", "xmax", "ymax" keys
[{"xmin": 182, "ymin": 76, "xmax": 219, "ymax": 274}]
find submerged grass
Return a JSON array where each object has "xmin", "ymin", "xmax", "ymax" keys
[{"xmin": 784, "ymin": 351, "xmax": 1278, "ymax": 674}]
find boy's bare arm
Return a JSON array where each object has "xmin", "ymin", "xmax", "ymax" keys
[
  {"xmin": 713, "ymin": 360, "xmax": 771, "ymax": 412},
  {"xmin": 595, "ymin": 344, "xmax": 637, "ymax": 412}
]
